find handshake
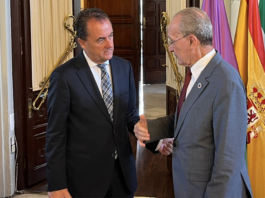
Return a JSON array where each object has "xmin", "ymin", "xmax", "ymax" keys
[{"xmin": 133, "ymin": 115, "xmax": 173, "ymax": 155}]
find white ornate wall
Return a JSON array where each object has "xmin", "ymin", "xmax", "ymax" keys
[
  {"xmin": 230, "ymin": 0, "xmax": 241, "ymax": 42},
  {"xmin": 165, "ymin": 0, "xmax": 186, "ymax": 89},
  {"xmin": 0, "ymin": 0, "xmax": 16, "ymax": 197}
]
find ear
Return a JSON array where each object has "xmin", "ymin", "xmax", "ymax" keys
[
  {"xmin": 78, "ymin": 38, "xmax": 87, "ymax": 50},
  {"xmin": 188, "ymin": 34, "xmax": 197, "ymax": 48}
]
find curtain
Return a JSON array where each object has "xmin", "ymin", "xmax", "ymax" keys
[
  {"xmin": 166, "ymin": 0, "xmax": 186, "ymax": 89},
  {"xmin": 30, "ymin": 0, "xmax": 73, "ymax": 91}
]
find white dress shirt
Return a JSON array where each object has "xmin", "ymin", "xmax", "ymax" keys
[
  {"xmin": 155, "ymin": 49, "xmax": 216, "ymax": 151},
  {"xmin": 83, "ymin": 50, "xmax": 113, "ymax": 96},
  {"xmin": 186, "ymin": 49, "xmax": 216, "ymax": 98}
]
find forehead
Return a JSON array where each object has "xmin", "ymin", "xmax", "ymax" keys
[
  {"xmin": 86, "ymin": 19, "xmax": 113, "ymax": 37},
  {"xmin": 168, "ymin": 16, "xmax": 181, "ymax": 38}
]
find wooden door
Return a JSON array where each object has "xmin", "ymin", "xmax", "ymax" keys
[
  {"xmin": 11, "ymin": 0, "xmax": 80, "ymax": 189},
  {"xmin": 84, "ymin": 0, "xmax": 141, "ymax": 170},
  {"xmin": 143, "ymin": 0, "xmax": 166, "ymax": 84},
  {"xmin": 85, "ymin": 0, "xmax": 141, "ymax": 102},
  {"xmin": 12, "ymin": 0, "xmax": 47, "ymax": 187}
]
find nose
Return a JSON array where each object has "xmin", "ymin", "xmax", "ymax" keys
[{"xmin": 105, "ymin": 37, "xmax": 114, "ymax": 48}]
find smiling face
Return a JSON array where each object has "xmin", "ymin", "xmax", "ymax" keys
[{"xmin": 78, "ymin": 19, "xmax": 114, "ymax": 64}]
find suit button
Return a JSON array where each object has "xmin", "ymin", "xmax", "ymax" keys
[{"xmin": 111, "ymin": 153, "xmax": 114, "ymax": 157}]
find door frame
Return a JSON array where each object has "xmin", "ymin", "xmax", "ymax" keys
[
  {"xmin": 11, "ymin": 0, "xmax": 28, "ymax": 189},
  {"xmin": 11, "ymin": 0, "xmax": 80, "ymax": 189},
  {"xmin": 142, "ymin": 0, "xmax": 166, "ymax": 84}
]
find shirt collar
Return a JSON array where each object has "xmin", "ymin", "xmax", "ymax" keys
[
  {"xmin": 83, "ymin": 50, "xmax": 110, "ymax": 68},
  {"xmin": 190, "ymin": 49, "xmax": 216, "ymax": 80}
]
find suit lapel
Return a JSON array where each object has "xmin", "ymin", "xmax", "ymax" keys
[
  {"xmin": 174, "ymin": 78, "xmax": 209, "ymax": 137},
  {"xmin": 109, "ymin": 57, "xmax": 122, "ymax": 124},
  {"xmin": 75, "ymin": 53, "xmax": 112, "ymax": 123},
  {"xmin": 174, "ymin": 52, "xmax": 223, "ymax": 138}
]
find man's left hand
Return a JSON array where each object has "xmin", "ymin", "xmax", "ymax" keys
[{"xmin": 159, "ymin": 138, "xmax": 174, "ymax": 155}]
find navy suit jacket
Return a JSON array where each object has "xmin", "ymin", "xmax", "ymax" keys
[{"xmin": 45, "ymin": 52, "xmax": 139, "ymax": 197}]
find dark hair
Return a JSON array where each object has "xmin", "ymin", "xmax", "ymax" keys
[{"xmin": 75, "ymin": 8, "xmax": 111, "ymax": 40}]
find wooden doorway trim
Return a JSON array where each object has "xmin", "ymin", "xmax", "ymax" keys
[
  {"xmin": 73, "ymin": 0, "xmax": 82, "ymax": 56},
  {"xmin": 186, "ymin": 0, "xmax": 200, "ymax": 7},
  {"xmin": 11, "ymin": 0, "xmax": 28, "ymax": 190},
  {"xmin": 11, "ymin": 0, "xmax": 81, "ymax": 190}
]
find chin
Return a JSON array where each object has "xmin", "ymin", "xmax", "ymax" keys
[
  {"xmin": 177, "ymin": 61, "xmax": 184, "ymax": 66},
  {"xmin": 105, "ymin": 53, "xmax": 113, "ymax": 60}
]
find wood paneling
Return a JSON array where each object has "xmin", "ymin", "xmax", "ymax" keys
[
  {"xmin": 27, "ymin": 95, "xmax": 48, "ymax": 185},
  {"xmin": 86, "ymin": 0, "xmax": 140, "ymax": 105},
  {"xmin": 135, "ymin": 147, "xmax": 174, "ymax": 197},
  {"xmin": 146, "ymin": 58, "xmax": 156, "ymax": 68},
  {"xmin": 166, "ymin": 85, "xmax": 177, "ymax": 115},
  {"xmin": 112, "ymin": 25, "xmax": 133, "ymax": 50},
  {"xmin": 143, "ymin": 0, "xmax": 166, "ymax": 84},
  {"xmin": 146, "ymin": 30, "xmax": 156, "ymax": 55}
]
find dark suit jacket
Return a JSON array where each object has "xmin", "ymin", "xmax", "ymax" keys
[
  {"xmin": 146, "ymin": 52, "xmax": 253, "ymax": 198},
  {"xmin": 45, "ymin": 52, "xmax": 139, "ymax": 197}
]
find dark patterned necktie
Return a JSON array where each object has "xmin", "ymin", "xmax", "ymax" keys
[
  {"xmin": 97, "ymin": 64, "xmax": 113, "ymax": 121},
  {"xmin": 98, "ymin": 64, "xmax": 117, "ymax": 159},
  {"xmin": 177, "ymin": 69, "xmax": 192, "ymax": 118}
]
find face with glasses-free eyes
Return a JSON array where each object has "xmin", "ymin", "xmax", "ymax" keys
[{"xmin": 78, "ymin": 18, "xmax": 114, "ymax": 64}]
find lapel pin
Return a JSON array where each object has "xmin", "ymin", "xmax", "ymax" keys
[{"xmin": 197, "ymin": 83, "xmax": 202, "ymax": 89}]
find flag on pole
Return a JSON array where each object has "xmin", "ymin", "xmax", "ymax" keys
[
  {"xmin": 234, "ymin": 0, "xmax": 265, "ymax": 197},
  {"xmin": 201, "ymin": 0, "xmax": 238, "ymax": 71}
]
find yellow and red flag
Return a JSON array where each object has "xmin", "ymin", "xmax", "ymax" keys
[{"xmin": 234, "ymin": 0, "xmax": 265, "ymax": 197}]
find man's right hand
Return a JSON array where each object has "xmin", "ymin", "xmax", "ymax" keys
[
  {"xmin": 134, "ymin": 114, "xmax": 150, "ymax": 147},
  {"xmin": 48, "ymin": 188, "xmax": 72, "ymax": 198}
]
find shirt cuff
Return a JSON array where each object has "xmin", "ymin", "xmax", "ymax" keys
[{"xmin": 155, "ymin": 139, "xmax": 163, "ymax": 151}]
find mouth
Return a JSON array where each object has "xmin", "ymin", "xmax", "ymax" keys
[{"xmin": 104, "ymin": 49, "xmax": 114, "ymax": 55}]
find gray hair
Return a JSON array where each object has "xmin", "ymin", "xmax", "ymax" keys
[
  {"xmin": 75, "ymin": 8, "xmax": 111, "ymax": 40},
  {"xmin": 174, "ymin": 7, "xmax": 212, "ymax": 45}
]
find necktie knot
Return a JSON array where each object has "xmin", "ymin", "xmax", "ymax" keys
[
  {"xmin": 186, "ymin": 69, "xmax": 192, "ymax": 78},
  {"xmin": 97, "ymin": 63, "xmax": 106, "ymax": 70}
]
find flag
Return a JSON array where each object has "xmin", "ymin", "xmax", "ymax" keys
[
  {"xmin": 260, "ymin": 0, "xmax": 265, "ymax": 51},
  {"xmin": 201, "ymin": 0, "xmax": 238, "ymax": 71},
  {"xmin": 234, "ymin": 0, "xmax": 265, "ymax": 197}
]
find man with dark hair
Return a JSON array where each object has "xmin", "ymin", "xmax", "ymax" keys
[
  {"xmin": 134, "ymin": 7, "xmax": 253, "ymax": 198},
  {"xmin": 46, "ymin": 8, "xmax": 140, "ymax": 198}
]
